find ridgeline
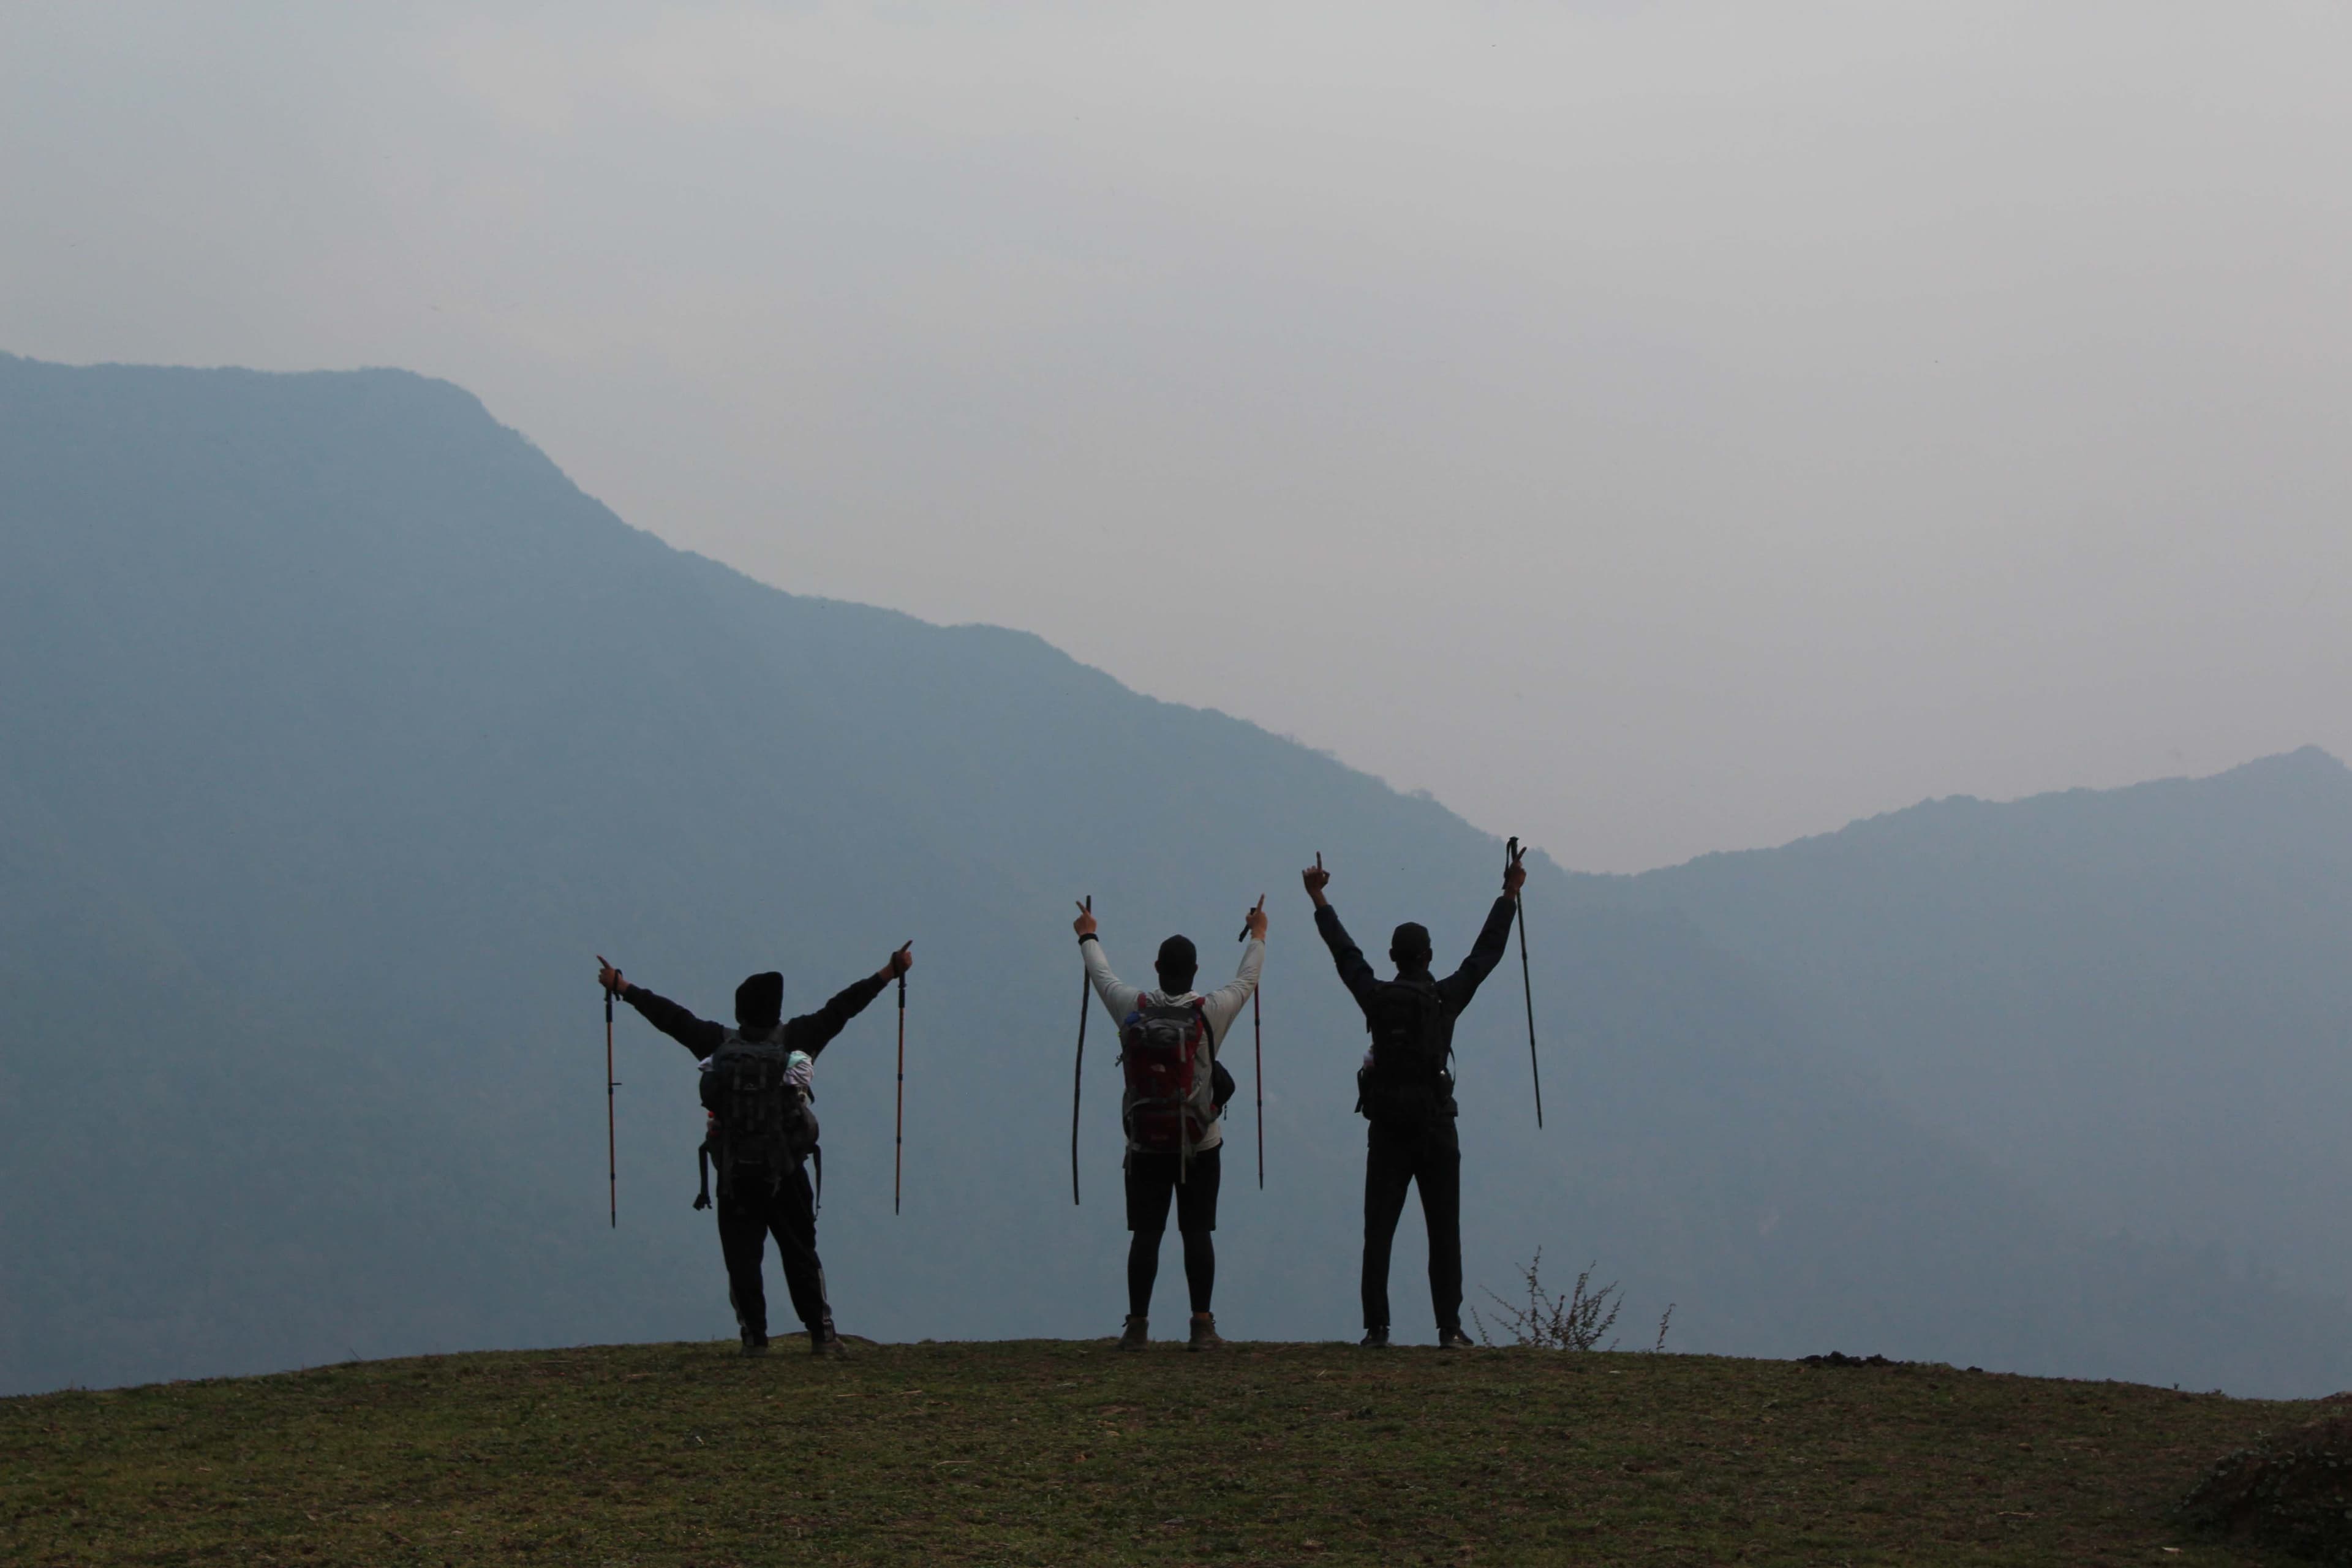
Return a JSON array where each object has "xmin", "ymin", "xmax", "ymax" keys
[
  {"xmin": 1, "ymin": 1341, "xmax": 2316, "ymax": 1566},
  {"xmin": 6, "ymin": 351, "xmax": 2351, "ymax": 1403}
]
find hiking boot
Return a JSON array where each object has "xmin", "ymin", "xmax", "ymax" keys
[
  {"xmin": 1359, "ymin": 1327, "xmax": 1392, "ymax": 1349},
  {"xmin": 1437, "ymin": 1327, "xmax": 1476, "ymax": 1351},
  {"xmin": 810, "ymin": 1324, "xmax": 846, "ymax": 1358},
  {"xmin": 1118, "ymin": 1316, "xmax": 1150, "ymax": 1351},
  {"xmin": 740, "ymin": 1332, "xmax": 770, "ymax": 1358},
  {"xmin": 1186, "ymin": 1313, "xmax": 1225, "ymax": 1352}
]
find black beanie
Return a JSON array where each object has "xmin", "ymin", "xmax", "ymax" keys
[
  {"xmin": 1390, "ymin": 922, "xmax": 1433, "ymax": 967},
  {"xmin": 734, "ymin": 971, "xmax": 784, "ymax": 1028},
  {"xmin": 1155, "ymin": 935, "xmax": 1198, "ymax": 986}
]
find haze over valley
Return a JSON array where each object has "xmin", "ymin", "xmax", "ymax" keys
[{"xmin": 3, "ymin": 353, "xmax": 2345, "ymax": 1400}]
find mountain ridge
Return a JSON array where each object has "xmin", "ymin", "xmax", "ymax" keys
[
  {"xmin": 1642, "ymin": 744, "xmax": 2348, "ymax": 880},
  {"xmin": 2, "ymin": 352, "xmax": 2344, "ymax": 1400},
  {"xmin": 1627, "ymin": 739, "xmax": 2352, "ymax": 1302}
]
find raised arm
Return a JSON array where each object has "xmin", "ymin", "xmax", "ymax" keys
[
  {"xmin": 1197, "ymin": 899, "xmax": 1267, "ymax": 1041},
  {"xmin": 1303, "ymin": 857, "xmax": 1380, "ymax": 1015},
  {"xmin": 786, "ymin": 943, "xmax": 912, "ymax": 1059},
  {"xmin": 598, "ymin": 956, "xmax": 726, "ymax": 1060},
  {"xmin": 1074, "ymin": 899, "xmax": 1143, "ymax": 1026},
  {"xmin": 1437, "ymin": 854, "xmax": 1528, "ymax": 1012}
]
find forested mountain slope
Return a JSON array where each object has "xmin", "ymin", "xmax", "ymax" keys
[
  {"xmin": 1627, "ymin": 747, "xmax": 2352, "ymax": 1298},
  {"xmin": 2, "ymin": 352, "xmax": 2342, "ymax": 1398}
]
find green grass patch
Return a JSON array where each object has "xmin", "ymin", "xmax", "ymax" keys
[{"xmin": 1, "ymin": 1338, "xmax": 2321, "ymax": 1565}]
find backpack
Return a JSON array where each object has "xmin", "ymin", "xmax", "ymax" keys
[
  {"xmin": 697, "ymin": 1030, "xmax": 820, "ymax": 1200},
  {"xmin": 1356, "ymin": 977, "xmax": 1453, "ymax": 1123},
  {"xmin": 1119, "ymin": 995, "xmax": 1218, "ymax": 1164}
]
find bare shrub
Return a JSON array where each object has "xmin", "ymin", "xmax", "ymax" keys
[
  {"xmin": 1471, "ymin": 1250, "xmax": 1676, "ymax": 1353},
  {"xmin": 1472, "ymin": 1250, "xmax": 1617, "ymax": 1350}
]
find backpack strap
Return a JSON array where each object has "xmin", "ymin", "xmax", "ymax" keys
[
  {"xmin": 693, "ymin": 1139, "xmax": 712, "ymax": 1211},
  {"xmin": 1181, "ymin": 999, "xmax": 1212, "ymax": 1183}
]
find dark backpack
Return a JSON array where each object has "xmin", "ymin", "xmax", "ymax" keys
[
  {"xmin": 1119, "ymin": 997, "xmax": 1216, "ymax": 1161},
  {"xmin": 698, "ymin": 1029, "xmax": 819, "ymax": 1199},
  {"xmin": 1357, "ymin": 977, "xmax": 1453, "ymax": 1123}
]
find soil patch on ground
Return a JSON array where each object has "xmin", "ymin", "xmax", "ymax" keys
[{"xmin": 2182, "ymin": 1408, "xmax": 2352, "ymax": 1564}]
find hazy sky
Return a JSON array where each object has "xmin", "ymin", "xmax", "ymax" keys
[{"xmin": 6, "ymin": 1, "xmax": 2347, "ymax": 871}]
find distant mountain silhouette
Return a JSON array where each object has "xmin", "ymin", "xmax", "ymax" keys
[
  {"xmin": 3, "ymin": 352, "xmax": 2345, "ymax": 1398},
  {"xmin": 1627, "ymin": 746, "xmax": 2352, "ymax": 1298}
]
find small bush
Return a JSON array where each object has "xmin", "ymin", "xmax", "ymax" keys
[{"xmin": 1472, "ymin": 1250, "xmax": 1672, "ymax": 1352}]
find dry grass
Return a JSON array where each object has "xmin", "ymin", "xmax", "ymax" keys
[{"xmin": 0, "ymin": 1338, "xmax": 2323, "ymax": 1565}]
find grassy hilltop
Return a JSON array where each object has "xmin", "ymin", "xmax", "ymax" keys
[{"xmin": 0, "ymin": 1340, "xmax": 2315, "ymax": 1566}]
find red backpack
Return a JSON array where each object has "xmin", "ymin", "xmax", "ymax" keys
[{"xmin": 1118, "ymin": 996, "xmax": 1216, "ymax": 1165}]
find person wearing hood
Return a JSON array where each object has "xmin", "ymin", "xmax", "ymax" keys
[
  {"xmin": 1303, "ymin": 853, "xmax": 1523, "ymax": 1349},
  {"xmin": 1074, "ymin": 900, "xmax": 1265, "ymax": 1351},
  {"xmin": 597, "ymin": 944, "xmax": 911, "ymax": 1356}
]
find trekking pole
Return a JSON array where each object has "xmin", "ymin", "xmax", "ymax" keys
[
  {"xmin": 1252, "ymin": 991, "xmax": 1264, "ymax": 1188},
  {"xmin": 1508, "ymin": 837, "xmax": 1543, "ymax": 1129},
  {"xmin": 894, "ymin": 951, "xmax": 908, "ymax": 1216},
  {"xmin": 1072, "ymin": 896, "xmax": 1090, "ymax": 1205},
  {"xmin": 604, "ymin": 976, "xmax": 619, "ymax": 1227},
  {"xmin": 1238, "ymin": 894, "xmax": 1265, "ymax": 1189}
]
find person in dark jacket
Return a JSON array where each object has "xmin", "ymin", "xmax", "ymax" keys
[
  {"xmin": 1304, "ymin": 853, "xmax": 1523, "ymax": 1348},
  {"xmin": 596, "ymin": 944, "xmax": 911, "ymax": 1357}
]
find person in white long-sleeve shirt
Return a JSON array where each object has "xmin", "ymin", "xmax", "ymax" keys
[{"xmin": 1075, "ymin": 899, "xmax": 1266, "ymax": 1351}]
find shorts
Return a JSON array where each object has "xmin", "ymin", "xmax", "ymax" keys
[{"xmin": 1123, "ymin": 1144, "xmax": 1221, "ymax": 1234}]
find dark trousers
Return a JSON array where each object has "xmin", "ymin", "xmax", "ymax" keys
[
  {"xmin": 1124, "ymin": 1144, "xmax": 1221, "ymax": 1317},
  {"xmin": 1362, "ymin": 1116, "xmax": 1462, "ymax": 1335},
  {"xmin": 714, "ymin": 1158, "xmax": 831, "ymax": 1343}
]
